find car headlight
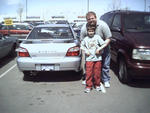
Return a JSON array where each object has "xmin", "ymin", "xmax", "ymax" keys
[{"xmin": 132, "ymin": 49, "xmax": 150, "ymax": 60}]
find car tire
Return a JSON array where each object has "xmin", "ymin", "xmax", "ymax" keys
[
  {"xmin": 9, "ymin": 44, "xmax": 16, "ymax": 57},
  {"xmin": 23, "ymin": 71, "xmax": 34, "ymax": 81},
  {"xmin": 118, "ymin": 58, "xmax": 130, "ymax": 83}
]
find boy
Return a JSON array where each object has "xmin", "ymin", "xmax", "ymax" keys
[{"xmin": 80, "ymin": 25, "xmax": 106, "ymax": 93}]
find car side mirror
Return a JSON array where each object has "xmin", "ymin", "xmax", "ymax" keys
[
  {"xmin": 29, "ymin": 28, "xmax": 32, "ymax": 31},
  {"xmin": 0, "ymin": 34, "xmax": 3, "ymax": 39},
  {"xmin": 76, "ymin": 35, "xmax": 80, "ymax": 39},
  {"xmin": 111, "ymin": 26, "xmax": 121, "ymax": 32}
]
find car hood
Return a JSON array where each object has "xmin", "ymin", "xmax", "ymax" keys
[
  {"xmin": 7, "ymin": 36, "xmax": 18, "ymax": 42},
  {"xmin": 125, "ymin": 32, "xmax": 150, "ymax": 47}
]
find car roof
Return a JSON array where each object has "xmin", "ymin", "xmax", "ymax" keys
[
  {"xmin": 36, "ymin": 24, "xmax": 70, "ymax": 28},
  {"xmin": 13, "ymin": 23, "xmax": 30, "ymax": 25},
  {"xmin": 2, "ymin": 23, "xmax": 30, "ymax": 26},
  {"xmin": 104, "ymin": 10, "xmax": 150, "ymax": 15}
]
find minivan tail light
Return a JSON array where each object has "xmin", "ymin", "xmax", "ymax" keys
[
  {"xmin": 16, "ymin": 47, "xmax": 30, "ymax": 57},
  {"xmin": 66, "ymin": 46, "xmax": 80, "ymax": 56}
]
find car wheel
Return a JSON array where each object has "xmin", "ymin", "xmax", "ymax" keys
[
  {"xmin": 23, "ymin": 71, "xmax": 31, "ymax": 75},
  {"xmin": 9, "ymin": 44, "xmax": 16, "ymax": 57},
  {"xmin": 23, "ymin": 71, "xmax": 34, "ymax": 81},
  {"xmin": 118, "ymin": 58, "xmax": 130, "ymax": 83}
]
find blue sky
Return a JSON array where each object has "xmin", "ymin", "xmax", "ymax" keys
[{"xmin": 0, "ymin": 0, "xmax": 150, "ymax": 22}]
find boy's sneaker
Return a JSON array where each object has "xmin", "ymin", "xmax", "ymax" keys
[
  {"xmin": 82, "ymin": 80, "xmax": 86, "ymax": 85},
  {"xmin": 96, "ymin": 86, "xmax": 101, "ymax": 91},
  {"xmin": 104, "ymin": 81, "xmax": 110, "ymax": 88},
  {"xmin": 84, "ymin": 88, "xmax": 91, "ymax": 93},
  {"xmin": 95, "ymin": 83, "xmax": 106, "ymax": 93},
  {"xmin": 100, "ymin": 83, "xmax": 106, "ymax": 93}
]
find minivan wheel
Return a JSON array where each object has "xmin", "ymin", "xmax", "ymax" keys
[{"xmin": 118, "ymin": 58, "xmax": 130, "ymax": 83}]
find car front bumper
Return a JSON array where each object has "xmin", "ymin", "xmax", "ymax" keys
[{"xmin": 127, "ymin": 60, "xmax": 150, "ymax": 78}]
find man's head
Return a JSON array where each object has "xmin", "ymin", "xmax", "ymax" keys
[{"xmin": 86, "ymin": 11, "xmax": 97, "ymax": 26}]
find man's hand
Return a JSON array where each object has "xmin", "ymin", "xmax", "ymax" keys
[{"xmin": 96, "ymin": 49, "xmax": 102, "ymax": 55}]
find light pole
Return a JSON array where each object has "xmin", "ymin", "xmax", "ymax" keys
[
  {"xmin": 87, "ymin": 0, "xmax": 89, "ymax": 12},
  {"xmin": 144, "ymin": 0, "xmax": 146, "ymax": 11},
  {"xmin": 26, "ymin": 0, "xmax": 28, "ymax": 19}
]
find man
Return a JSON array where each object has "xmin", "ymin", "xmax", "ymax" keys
[{"xmin": 80, "ymin": 11, "xmax": 112, "ymax": 88}]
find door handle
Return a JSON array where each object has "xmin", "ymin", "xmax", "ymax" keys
[{"xmin": 111, "ymin": 38, "xmax": 116, "ymax": 42}]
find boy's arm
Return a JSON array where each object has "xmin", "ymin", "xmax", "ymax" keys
[{"xmin": 80, "ymin": 40, "xmax": 90, "ymax": 56}]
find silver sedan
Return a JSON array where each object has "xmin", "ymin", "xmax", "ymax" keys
[{"xmin": 16, "ymin": 24, "xmax": 81, "ymax": 76}]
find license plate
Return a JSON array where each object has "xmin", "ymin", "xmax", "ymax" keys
[{"xmin": 41, "ymin": 65, "xmax": 54, "ymax": 71}]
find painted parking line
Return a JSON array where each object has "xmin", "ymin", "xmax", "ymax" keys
[{"xmin": 0, "ymin": 64, "xmax": 17, "ymax": 79}]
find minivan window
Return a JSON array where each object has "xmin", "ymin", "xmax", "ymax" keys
[
  {"xmin": 124, "ymin": 14, "xmax": 150, "ymax": 32},
  {"xmin": 112, "ymin": 14, "xmax": 121, "ymax": 28},
  {"xmin": 101, "ymin": 13, "xmax": 114, "ymax": 27}
]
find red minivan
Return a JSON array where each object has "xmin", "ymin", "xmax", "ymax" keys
[{"xmin": 100, "ymin": 10, "xmax": 150, "ymax": 83}]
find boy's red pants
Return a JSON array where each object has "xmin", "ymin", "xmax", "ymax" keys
[{"xmin": 86, "ymin": 61, "xmax": 101, "ymax": 89}]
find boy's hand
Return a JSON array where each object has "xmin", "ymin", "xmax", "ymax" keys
[
  {"xmin": 85, "ymin": 51, "xmax": 90, "ymax": 56},
  {"xmin": 96, "ymin": 49, "xmax": 100, "ymax": 55}
]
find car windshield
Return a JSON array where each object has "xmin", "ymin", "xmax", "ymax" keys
[
  {"xmin": 28, "ymin": 27, "xmax": 74, "ymax": 39},
  {"xmin": 124, "ymin": 14, "xmax": 150, "ymax": 32},
  {"xmin": 12, "ymin": 25, "xmax": 31, "ymax": 30}
]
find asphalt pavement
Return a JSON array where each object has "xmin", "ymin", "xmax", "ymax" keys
[{"xmin": 0, "ymin": 57, "xmax": 150, "ymax": 113}]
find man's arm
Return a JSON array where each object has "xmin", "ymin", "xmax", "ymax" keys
[
  {"xmin": 97, "ymin": 38, "xmax": 111, "ymax": 52},
  {"xmin": 104, "ymin": 38, "xmax": 111, "ymax": 47},
  {"xmin": 96, "ymin": 35, "xmax": 111, "ymax": 54},
  {"xmin": 80, "ymin": 24, "xmax": 87, "ymax": 41}
]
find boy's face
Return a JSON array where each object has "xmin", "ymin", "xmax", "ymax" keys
[{"xmin": 87, "ymin": 29, "xmax": 95, "ymax": 38}]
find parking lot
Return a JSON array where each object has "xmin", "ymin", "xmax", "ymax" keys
[
  {"xmin": 0, "ymin": 56, "xmax": 150, "ymax": 113},
  {"xmin": 1, "ymin": 1, "xmax": 150, "ymax": 113}
]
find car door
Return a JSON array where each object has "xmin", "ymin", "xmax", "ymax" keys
[
  {"xmin": 0, "ymin": 34, "xmax": 4, "ymax": 58},
  {"xmin": 0, "ymin": 34, "xmax": 12, "ymax": 58},
  {"xmin": 110, "ymin": 14, "xmax": 123, "ymax": 62},
  {"xmin": 0, "ymin": 25, "xmax": 9, "ymax": 36}
]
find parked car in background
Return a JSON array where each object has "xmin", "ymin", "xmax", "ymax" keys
[
  {"xmin": 72, "ymin": 23, "xmax": 85, "ymax": 38},
  {"xmin": 0, "ymin": 33, "xmax": 17, "ymax": 59},
  {"xmin": 100, "ymin": 10, "xmax": 150, "ymax": 83},
  {"xmin": 55, "ymin": 20, "xmax": 69, "ymax": 24},
  {"xmin": 16, "ymin": 24, "xmax": 81, "ymax": 76},
  {"xmin": 0, "ymin": 23, "xmax": 33, "ymax": 40},
  {"xmin": 29, "ymin": 21, "xmax": 45, "ymax": 26}
]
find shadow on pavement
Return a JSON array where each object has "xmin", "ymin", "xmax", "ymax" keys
[
  {"xmin": 127, "ymin": 79, "xmax": 150, "ymax": 88},
  {"xmin": 23, "ymin": 71, "xmax": 82, "ymax": 82},
  {"xmin": 0, "ymin": 55, "xmax": 16, "ymax": 68}
]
